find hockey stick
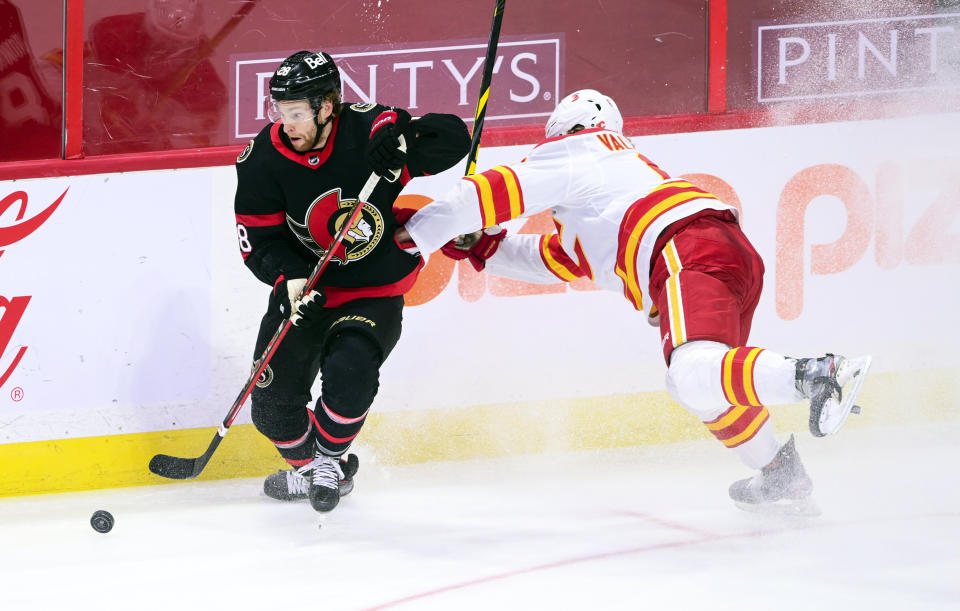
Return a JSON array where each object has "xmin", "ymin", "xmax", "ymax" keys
[
  {"xmin": 464, "ymin": 0, "xmax": 506, "ymax": 177},
  {"xmin": 456, "ymin": 0, "xmax": 506, "ymax": 248},
  {"xmin": 149, "ymin": 141, "xmax": 405, "ymax": 479}
]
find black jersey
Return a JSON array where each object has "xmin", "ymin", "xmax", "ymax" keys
[{"xmin": 234, "ymin": 102, "xmax": 469, "ymax": 306}]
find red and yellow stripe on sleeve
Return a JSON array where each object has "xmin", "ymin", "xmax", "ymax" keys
[
  {"xmin": 614, "ymin": 180, "xmax": 718, "ymax": 311},
  {"xmin": 465, "ymin": 166, "xmax": 524, "ymax": 227},
  {"xmin": 705, "ymin": 347, "xmax": 769, "ymax": 448},
  {"xmin": 539, "ymin": 234, "xmax": 587, "ymax": 281}
]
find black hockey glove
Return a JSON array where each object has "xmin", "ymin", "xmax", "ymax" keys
[
  {"xmin": 366, "ymin": 108, "xmax": 412, "ymax": 181},
  {"xmin": 271, "ymin": 275, "xmax": 326, "ymax": 328},
  {"xmin": 271, "ymin": 276, "xmax": 305, "ymax": 318},
  {"xmin": 291, "ymin": 289, "xmax": 326, "ymax": 329}
]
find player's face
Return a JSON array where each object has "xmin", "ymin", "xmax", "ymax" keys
[
  {"xmin": 278, "ymin": 100, "xmax": 317, "ymax": 151},
  {"xmin": 278, "ymin": 99, "xmax": 331, "ymax": 152}
]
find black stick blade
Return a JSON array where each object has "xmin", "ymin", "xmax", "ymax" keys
[
  {"xmin": 149, "ymin": 454, "xmax": 202, "ymax": 479},
  {"xmin": 149, "ymin": 433, "xmax": 222, "ymax": 479}
]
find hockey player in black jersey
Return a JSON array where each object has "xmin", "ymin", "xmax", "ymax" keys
[{"xmin": 233, "ymin": 50, "xmax": 469, "ymax": 512}]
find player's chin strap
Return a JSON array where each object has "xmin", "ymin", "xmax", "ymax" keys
[
  {"xmin": 309, "ymin": 95, "xmax": 338, "ymax": 149},
  {"xmin": 309, "ymin": 114, "xmax": 334, "ymax": 150}
]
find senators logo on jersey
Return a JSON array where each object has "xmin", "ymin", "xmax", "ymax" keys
[{"xmin": 286, "ymin": 188, "xmax": 384, "ymax": 265}]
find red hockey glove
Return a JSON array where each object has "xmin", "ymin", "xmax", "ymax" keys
[
  {"xmin": 440, "ymin": 226, "xmax": 506, "ymax": 271},
  {"xmin": 366, "ymin": 108, "xmax": 412, "ymax": 182}
]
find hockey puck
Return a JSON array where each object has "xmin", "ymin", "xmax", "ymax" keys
[{"xmin": 90, "ymin": 510, "xmax": 114, "ymax": 533}]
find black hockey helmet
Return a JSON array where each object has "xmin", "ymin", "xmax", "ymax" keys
[{"xmin": 269, "ymin": 50, "xmax": 341, "ymax": 104}]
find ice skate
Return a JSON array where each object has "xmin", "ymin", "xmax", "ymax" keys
[
  {"xmin": 263, "ymin": 453, "xmax": 358, "ymax": 502},
  {"xmin": 303, "ymin": 449, "xmax": 358, "ymax": 512},
  {"xmin": 795, "ymin": 354, "xmax": 872, "ymax": 437},
  {"xmin": 729, "ymin": 435, "xmax": 819, "ymax": 516}
]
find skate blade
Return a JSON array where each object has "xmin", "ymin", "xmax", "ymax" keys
[
  {"xmin": 734, "ymin": 497, "xmax": 822, "ymax": 517},
  {"xmin": 335, "ymin": 453, "xmax": 358, "ymax": 499},
  {"xmin": 815, "ymin": 355, "xmax": 872, "ymax": 436}
]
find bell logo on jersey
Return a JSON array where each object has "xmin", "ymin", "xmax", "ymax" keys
[{"xmin": 286, "ymin": 188, "xmax": 384, "ymax": 265}]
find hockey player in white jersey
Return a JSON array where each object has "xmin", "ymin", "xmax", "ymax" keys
[{"xmin": 397, "ymin": 89, "xmax": 872, "ymax": 515}]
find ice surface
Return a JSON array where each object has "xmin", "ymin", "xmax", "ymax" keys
[{"xmin": 1, "ymin": 422, "xmax": 958, "ymax": 610}]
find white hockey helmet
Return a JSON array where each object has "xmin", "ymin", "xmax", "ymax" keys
[{"xmin": 544, "ymin": 89, "xmax": 623, "ymax": 138}]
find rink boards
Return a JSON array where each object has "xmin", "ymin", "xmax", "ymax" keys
[{"xmin": 1, "ymin": 114, "xmax": 958, "ymax": 495}]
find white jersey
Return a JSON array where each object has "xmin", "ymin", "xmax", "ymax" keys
[{"xmin": 404, "ymin": 127, "xmax": 738, "ymax": 311}]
